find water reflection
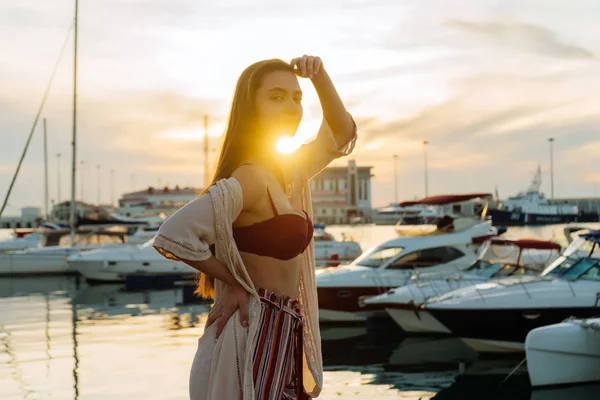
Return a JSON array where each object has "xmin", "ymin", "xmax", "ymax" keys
[{"xmin": 1, "ymin": 275, "xmax": 596, "ymax": 399}]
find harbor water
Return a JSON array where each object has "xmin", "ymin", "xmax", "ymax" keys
[{"xmin": 1, "ymin": 223, "xmax": 599, "ymax": 400}]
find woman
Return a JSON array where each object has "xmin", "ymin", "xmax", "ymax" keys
[{"xmin": 153, "ymin": 55, "xmax": 357, "ymax": 400}]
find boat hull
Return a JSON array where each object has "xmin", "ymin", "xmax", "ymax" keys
[
  {"xmin": 526, "ymin": 319, "xmax": 600, "ymax": 387},
  {"xmin": 318, "ymin": 286, "xmax": 392, "ymax": 322},
  {"xmin": 488, "ymin": 209, "xmax": 580, "ymax": 226},
  {"xmin": 387, "ymin": 307, "xmax": 451, "ymax": 334},
  {"xmin": 428, "ymin": 307, "xmax": 600, "ymax": 352}
]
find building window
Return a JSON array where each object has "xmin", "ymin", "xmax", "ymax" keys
[
  {"xmin": 333, "ymin": 209, "xmax": 337, "ymax": 215},
  {"xmin": 322, "ymin": 209, "xmax": 327, "ymax": 215}
]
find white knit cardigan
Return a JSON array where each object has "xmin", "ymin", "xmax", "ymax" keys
[{"xmin": 153, "ymin": 118, "xmax": 357, "ymax": 399}]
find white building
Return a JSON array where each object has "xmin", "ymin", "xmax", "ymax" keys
[
  {"xmin": 117, "ymin": 186, "xmax": 201, "ymax": 218},
  {"xmin": 311, "ymin": 160, "xmax": 374, "ymax": 225},
  {"xmin": 0, "ymin": 207, "xmax": 43, "ymax": 229}
]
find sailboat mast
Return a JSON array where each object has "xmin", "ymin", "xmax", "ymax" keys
[
  {"xmin": 43, "ymin": 118, "xmax": 49, "ymax": 221},
  {"xmin": 69, "ymin": 0, "xmax": 79, "ymax": 245}
]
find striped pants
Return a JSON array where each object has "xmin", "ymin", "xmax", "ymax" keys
[{"xmin": 253, "ymin": 288, "xmax": 310, "ymax": 400}]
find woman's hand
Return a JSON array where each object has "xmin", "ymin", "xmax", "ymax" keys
[
  {"xmin": 205, "ymin": 282, "xmax": 249, "ymax": 340},
  {"xmin": 290, "ymin": 55, "xmax": 323, "ymax": 80}
]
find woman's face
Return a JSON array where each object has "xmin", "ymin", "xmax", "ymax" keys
[{"xmin": 254, "ymin": 70, "xmax": 303, "ymax": 142}]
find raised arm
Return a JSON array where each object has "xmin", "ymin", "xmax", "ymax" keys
[{"xmin": 291, "ymin": 55, "xmax": 358, "ymax": 178}]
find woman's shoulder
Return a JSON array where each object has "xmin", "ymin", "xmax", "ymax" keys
[
  {"xmin": 231, "ymin": 163, "xmax": 267, "ymax": 184},
  {"xmin": 231, "ymin": 164, "xmax": 267, "ymax": 209}
]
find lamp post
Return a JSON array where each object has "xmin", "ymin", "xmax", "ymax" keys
[
  {"xmin": 56, "ymin": 153, "xmax": 62, "ymax": 204},
  {"xmin": 79, "ymin": 160, "xmax": 86, "ymax": 202}
]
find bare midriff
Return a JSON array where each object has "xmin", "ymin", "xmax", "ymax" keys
[{"xmin": 240, "ymin": 251, "xmax": 302, "ymax": 299}]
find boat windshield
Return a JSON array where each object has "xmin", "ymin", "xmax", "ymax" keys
[
  {"xmin": 551, "ymin": 257, "xmax": 600, "ymax": 281},
  {"xmin": 464, "ymin": 260, "xmax": 536, "ymax": 278},
  {"xmin": 465, "ymin": 260, "xmax": 505, "ymax": 278},
  {"xmin": 543, "ymin": 236, "xmax": 599, "ymax": 276},
  {"xmin": 351, "ymin": 246, "xmax": 404, "ymax": 268}
]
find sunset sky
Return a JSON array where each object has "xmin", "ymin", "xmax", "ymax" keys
[{"xmin": 1, "ymin": 0, "xmax": 600, "ymax": 216}]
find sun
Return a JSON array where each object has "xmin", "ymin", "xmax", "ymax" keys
[{"xmin": 276, "ymin": 136, "xmax": 302, "ymax": 154}]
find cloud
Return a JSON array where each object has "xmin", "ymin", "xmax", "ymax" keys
[
  {"xmin": 364, "ymin": 96, "xmax": 548, "ymax": 143},
  {"xmin": 575, "ymin": 140, "xmax": 600, "ymax": 157},
  {"xmin": 446, "ymin": 19, "xmax": 596, "ymax": 59}
]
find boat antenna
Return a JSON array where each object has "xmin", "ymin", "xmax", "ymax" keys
[
  {"xmin": 69, "ymin": 0, "xmax": 79, "ymax": 246},
  {"xmin": 0, "ymin": 23, "xmax": 74, "ymax": 219}
]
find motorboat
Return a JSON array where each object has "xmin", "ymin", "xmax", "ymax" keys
[
  {"xmin": 126, "ymin": 224, "xmax": 160, "ymax": 245},
  {"xmin": 316, "ymin": 218, "xmax": 500, "ymax": 323},
  {"xmin": 372, "ymin": 203, "xmax": 440, "ymax": 226},
  {"xmin": 393, "ymin": 193, "xmax": 493, "ymax": 237},
  {"xmin": 422, "ymin": 229, "xmax": 600, "ymax": 353},
  {"xmin": 0, "ymin": 223, "xmax": 71, "ymax": 252},
  {"xmin": 0, "ymin": 229, "xmax": 127, "ymax": 276},
  {"xmin": 362, "ymin": 238, "xmax": 561, "ymax": 334},
  {"xmin": 0, "ymin": 231, "xmax": 45, "ymax": 252},
  {"xmin": 68, "ymin": 239, "xmax": 196, "ymax": 283},
  {"xmin": 313, "ymin": 224, "xmax": 362, "ymax": 266},
  {"xmin": 78, "ymin": 213, "xmax": 165, "ymax": 245},
  {"xmin": 526, "ymin": 317, "xmax": 600, "ymax": 387}
]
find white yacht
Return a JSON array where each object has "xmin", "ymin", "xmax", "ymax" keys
[
  {"xmin": 372, "ymin": 203, "xmax": 440, "ymax": 226},
  {"xmin": 0, "ymin": 231, "xmax": 44, "ymax": 252},
  {"xmin": 67, "ymin": 239, "xmax": 196, "ymax": 283},
  {"xmin": 362, "ymin": 237, "xmax": 562, "ymax": 334},
  {"xmin": 316, "ymin": 218, "xmax": 499, "ymax": 322},
  {"xmin": 313, "ymin": 224, "xmax": 362, "ymax": 265},
  {"xmin": 393, "ymin": 193, "xmax": 493, "ymax": 237},
  {"xmin": 0, "ymin": 229, "xmax": 128, "ymax": 276},
  {"xmin": 526, "ymin": 317, "xmax": 600, "ymax": 387},
  {"xmin": 422, "ymin": 230, "xmax": 600, "ymax": 353}
]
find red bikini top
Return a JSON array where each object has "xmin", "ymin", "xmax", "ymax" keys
[{"xmin": 233, "ymin": 185, "xmax": 314, "ymax": 260}]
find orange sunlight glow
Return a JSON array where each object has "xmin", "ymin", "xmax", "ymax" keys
[
  {"xmin": 276, "ymin": 136, "xmax": 302, "ymax": 154},
  {"xmin": 276, "ymin": 117, "xmax": 322, "ymax": 154}
]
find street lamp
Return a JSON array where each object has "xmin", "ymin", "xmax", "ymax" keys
[
  {"xmin": 423, "ymin": 140, "xmax": 429, "ymax": 197},
  {"xmin": 393, "ymin": 154, "xmax": 398, "ymax": 203},
  {"xmin": 56, "ymin": 153, "xmax": 62, "ymax": 204},
  {"xmin": 548, "ymin": 138, "xmax": 554, "ymax": 200}
]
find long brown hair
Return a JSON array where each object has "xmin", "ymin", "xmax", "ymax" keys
[{"xmin": 196, "ymin": 58, "xmax": 294, "ymax": 298}]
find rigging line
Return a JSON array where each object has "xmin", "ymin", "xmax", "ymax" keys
[{"xmin": 0, "ymin": 21, "xmax": 75, "ymax": 218}]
